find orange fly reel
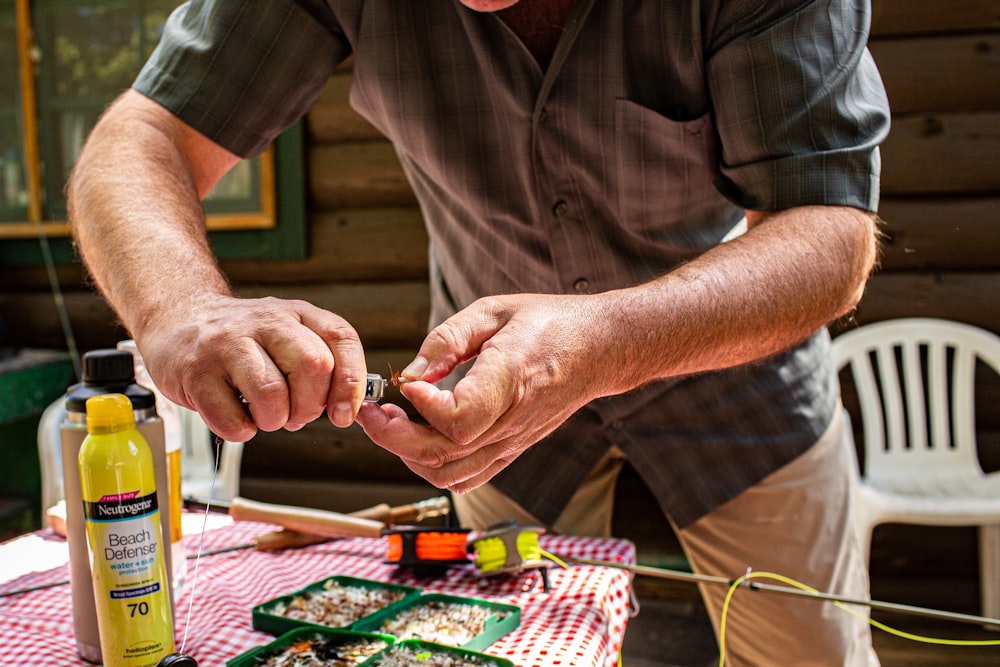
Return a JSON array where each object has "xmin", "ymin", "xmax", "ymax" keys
[{"xmin": 383, "ymin": 527, "xmax": 471, "ymax": 568}]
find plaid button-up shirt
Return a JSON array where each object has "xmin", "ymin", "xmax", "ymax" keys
[{"xmin": 135, "ymin": 0, "xmax": 890, "ymax": 527}]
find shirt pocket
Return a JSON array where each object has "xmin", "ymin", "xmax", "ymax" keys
[{"xmin": 613, "ymin": 99, "xmax": 732, "ymax": 254}]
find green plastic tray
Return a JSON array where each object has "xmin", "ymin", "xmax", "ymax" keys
[
  {"xmin": 360, "ymin": 638, "xmax": 516, "ymax": 667},
  {"xmin": 227, "ymin": 626, "xmax": 396, "ymax": 667},
  {"xmin": 252, "ymin": 575, "xmax": 423, "ymax": 636},
  {"xmin": 351, "ymin": 593, "xmax": 520, "ymax": 653}
]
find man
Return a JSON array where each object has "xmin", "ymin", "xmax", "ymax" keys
[{"xmin": 68, "ymin": 0, "xmax": 890, "ymax": 663}]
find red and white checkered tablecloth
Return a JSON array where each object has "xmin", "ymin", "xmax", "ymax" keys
[{"xmin": 0, "ymin": 516, "xmax": 635, "ymax": 667}]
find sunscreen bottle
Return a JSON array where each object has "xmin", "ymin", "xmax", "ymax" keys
[
  {"xmin": 79, "ymin": 393, "xmax": 175, "ymax": 667},
  {"xmin": 61, "ymin": 349, "xmax": 174, "ymax": 663}
]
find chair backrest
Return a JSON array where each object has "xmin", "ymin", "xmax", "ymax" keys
[
  {"xmin": 832, "ymin": 318, "xmax": 1000, "ymax": 497},
  {"xmin": 178, "ymin": 405, "xmax": 243, "ymax": 502}
]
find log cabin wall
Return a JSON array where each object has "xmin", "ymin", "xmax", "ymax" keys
[
  {"xmin": 1, "ymin": 0, "xmax": 998, "ymax": 515},
  {"xmin": 862, "ymin": 0, "xmax": 1000, "ymax": 329},
  {"xmin": 851, "ymin": 0, "xmax": 1000, "ymax": 468}
]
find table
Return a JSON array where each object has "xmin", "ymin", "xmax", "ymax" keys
[{"xmin": 0, "ymin": 514, "xmax": 635, "ymax": 667}]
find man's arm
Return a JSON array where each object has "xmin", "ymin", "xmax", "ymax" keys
[
  {"xmin": 69, "ymin": 91, "xmax": 237, "ymax": 338},
  {"xmin": 605, "ymin": 205, "xmax": 877, "ymax": 391},
  {"xmin": 68, "ymin": 90, "xmax": 369, "ymax": 440},
  {"xmin": 357, "ymin": 204, "xmax": 877, "ymax": 491}
]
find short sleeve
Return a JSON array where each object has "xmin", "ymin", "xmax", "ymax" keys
[
  {"xmin": 133, "ymin": 0, "xmax": 348, "ymax": 158},
  {"xmin": 706, "ymin": 0, "xmax": 891, "ymax": 212}
]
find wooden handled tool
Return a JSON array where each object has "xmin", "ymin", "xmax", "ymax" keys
[
  {"xmin": 229, "ymin": 497, "xmax": 386, "ymax": 538},
  {"xmin": 227, "ymin": 495, "xmax": 451, "ymax": 551}
]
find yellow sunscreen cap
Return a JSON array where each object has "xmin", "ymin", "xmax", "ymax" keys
[{"xmin": 86, "ymin": 393, "xmax": 136, "ymax": 431}]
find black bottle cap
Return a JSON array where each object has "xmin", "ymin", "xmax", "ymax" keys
[
  {"xmin": 81, "ymin": 349, "xmax": 136, "ymax": 384},
  {"xmin": 157, "ymin": 653, "xmax": 198, "ymax": 667},
  {"xmin": 64, "ymin": 348, "xmax": 156, "ymax": 414}
]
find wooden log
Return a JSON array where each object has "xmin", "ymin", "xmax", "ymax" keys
[
  {"xmin": 1, "ymin": 281, "xmax": 429, "ymax": 353},
  {"xmin": 243, "ymin": 420, "xmax": 421, "ymax": 482},
  {"xmin": 871, "ymin": 0, "xmax": 1000, "ymax": 37},
  {"xmin": 221, "ymin": 208, "xmax": 428, "ymax": 283},
  {"xmin": 309, "ymin": 142, "xmax": 418, "ymax": 210},
  {"xmin": 11, "ymin": 271, "xmax": 1000, "ymax": 354},
  {"xmin": 852, "ymin": 272, "xmax": 1000, "ymax": 336},
  {"xmin": 869, "ymin": 34, "xmax": 1000, "ymax": 115},
  {"xmin": 876, "ymin": 196, "xmax": 1000, "ymax": 271},
  {"xmin": 234, "ymin": 281, "xmax": 429, "ymax": 348},
  {"xmin": 2, "ymin": 263, "xmax": 88, "ymax": 291},
  {"xmin": 0, "ymin": 289, "xmax": 127, "ymax": 353},
  {"xmin": 879, "ymin": 112, "xmax": 1000, "ymax": 195},
  {"xmin": 5, "ymin": 209, "xmax": 430, "ymax": 289}
]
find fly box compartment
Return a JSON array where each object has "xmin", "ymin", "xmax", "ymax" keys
[
  {"xmin": 359, "ymin": 638, "xmax": 516, "ymax": 667},
  {"xmin": 227, "ymin": 626, "xmax": 396, "ymax": 667},
  {"xmin": 351, "ymin": 593, "xmax": 520, "ymax": 653},
  {"xmin": 252, "ymin": 575, "xmax": 423, "ymax": 636}
]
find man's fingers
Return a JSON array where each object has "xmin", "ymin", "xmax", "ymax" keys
[
  {"xmin": 400, "ymin": 443, "xmax": 517, "ymax": 492},
  {"xmin": 356, "ymin": 402, "xmax": 519, "ymax": 491},
  {"xmin": 242, "ymin": 300, "xmax": 366, "ymax": 429},
  {"xmin": 299, "ymin": 307, "xmax": 367, "ymax": 427},
  {"xmin": 357, "ymin": 402, "xmax": 451, "ymax": 465},
  {"xmin": 136, "ymin": 295, "xmax": 370, "ymax": 440},
  {"xmin": 220, "ymin": 337, "xmax": 294, "ymax": 433},
  {"xmin": 400, "ymin": 349, "xmax": 514, "ymax": 445},
  {"xmin": 409, "ymin": 297, "xmax": 508, "ymax": 383}
]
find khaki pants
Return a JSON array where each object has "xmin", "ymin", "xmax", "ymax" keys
[{"xmin": 452, "ymin": 410, "xmax": 880, "ymax": 666}]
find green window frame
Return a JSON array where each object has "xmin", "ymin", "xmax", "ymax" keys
[{"xmin": 0, "ymin": 0, "xmax": 306, "ymax": 265}]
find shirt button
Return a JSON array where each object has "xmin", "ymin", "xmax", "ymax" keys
[
  {"xmin": 538, "ymin": 107, "xmax": 548, "ymax": 123},
  {"xmin": 573, "ymin": 278, "xmax": 590, "ymax": 293},
  {"xmin": 610, "ymin": 420, "xmax": 625, "ymax": 431},
  {"xmin": 552, "ymin": 200, "xmax": 569, "ymax": 216}
]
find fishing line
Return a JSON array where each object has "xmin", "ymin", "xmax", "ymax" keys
[
  {"xmin": 170, "ymin": 434, "xmax": 224, "ymax": 663},
  {"xmin": 562, "ymin": 556, "xmax": 1000, "ymax": 662},
  {"xmin": 717, "ymin": 570, "xmax": 1000, "ymax": 667}
]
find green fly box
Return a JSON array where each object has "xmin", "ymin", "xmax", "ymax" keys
[
  {"xmin": 252, "ymin": 574, "xmax": 423, "ymax": 636},
  {"xmin": 350, "ymin": 593, "xmax": 520, "ymax": 653}
]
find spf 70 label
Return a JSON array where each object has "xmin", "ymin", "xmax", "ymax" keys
[{"xmin": 127, "ymin": 601, "xmax": 150, "ymax": 617}]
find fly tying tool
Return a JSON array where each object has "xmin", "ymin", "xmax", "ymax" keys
[{"xmin": 364, "ymin": 370, "xmax": 411, "ymax": 402}]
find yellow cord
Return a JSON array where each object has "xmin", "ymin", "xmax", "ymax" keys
[
  {"xmin": 717, "ymin": 571, "xmax": 1000, "ymax": 667},
  {"xmin": 539, "ymin": 548, "xmax": 570, "ymax": 570},
  {"xmin": 472, "ymin": 531, "xmax": 546, "ymax": 573}
]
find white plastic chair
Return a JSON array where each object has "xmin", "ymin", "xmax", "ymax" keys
[
  {"xmin": 832, "ymin": 318, "xmax": 1000, "ymax": 626},
  {"xmin": 177, "ymin": 404, "xmax": 243, "ymax": 502}
]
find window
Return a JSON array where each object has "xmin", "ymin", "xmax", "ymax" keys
[{"xmin": 0, "ymin": 0, "xmax": 306, "ymax": 264}]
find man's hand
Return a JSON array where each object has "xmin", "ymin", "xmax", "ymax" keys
[
  {"xmin": 356, "ymin": 293, "xmax": 611, "ymax": 492},
  {"xmin": 137, "ymin": 294, "xmax": 368, "ymax": 443},
  {"xmin": 67, "ymin": 91, "xmax": 369, "ymax": 442},
  {"xmin": 356, "ymin": 206, "xmax": 878, "ymax": 492}
]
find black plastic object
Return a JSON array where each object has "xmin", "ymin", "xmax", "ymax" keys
[
  {"xmin": 157, "ymin": 652, "xmax": 198, "ymax": 667},
  {"xmin": 64, "ymin": 349, "xmax": 155, "ymax": 413}
]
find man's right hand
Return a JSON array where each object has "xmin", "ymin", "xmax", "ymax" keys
[
  {"xmin": 68, "ymin": 90, "xmax": 368, "ymax": 442},
  {"xmin": 136, "ymin": 294, "xmax": 368, "ymax": 442}
]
